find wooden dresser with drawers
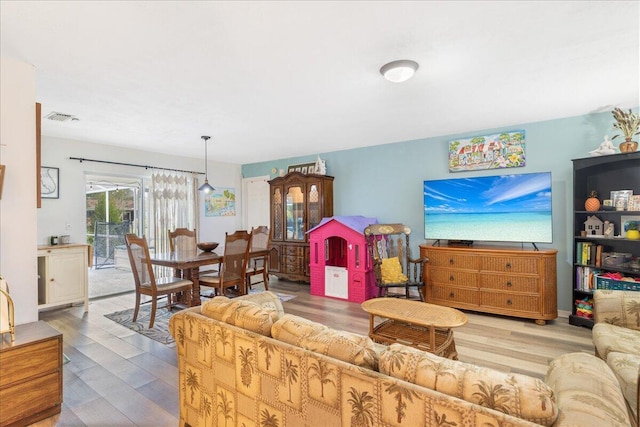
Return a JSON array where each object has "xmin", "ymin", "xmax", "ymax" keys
[{"xmin": 420, "ymin": 245, "xmax": 557, "ymax": 325}]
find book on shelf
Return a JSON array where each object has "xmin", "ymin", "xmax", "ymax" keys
[
  {"xmin": 575, "ymin": 266, "xmax": 603, "ymax": 291},
  {"xmin": 582, "ymin": 242, "xmax": 590, "ymax": 264},
  {"xmin": 576, "ymin": 241, "xmax": 604, "ymax": 266}
]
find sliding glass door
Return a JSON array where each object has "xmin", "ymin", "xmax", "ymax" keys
[{"xmin": 85, "ymin": 173, "xmax": 145, "ymax": 298}]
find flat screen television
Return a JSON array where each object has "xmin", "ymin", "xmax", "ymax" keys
[{"xmin": 424, "ymin": 171, "xmax": 552, "ymax": 244}]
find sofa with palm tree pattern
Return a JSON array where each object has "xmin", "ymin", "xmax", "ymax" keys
[
  {"xmin": 592, "ymin": 289, "xmax": 640, "ymax": 426},
  {"xmin": 169, "ymin": 291, "xmax": 630, "ymax": 427}
]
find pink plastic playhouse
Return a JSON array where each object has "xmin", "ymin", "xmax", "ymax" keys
[{"xmin": 308, "ymin": 215, "xmax": 378, "ymax": 303}]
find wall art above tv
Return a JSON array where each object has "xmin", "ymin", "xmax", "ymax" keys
[
  {"xmin": 448, "ymin": 130, "xmax": 525, "ymax": 172},
  {"xmin": 423, "ymin": 171, "xmax": 552, "ymax": 244}
]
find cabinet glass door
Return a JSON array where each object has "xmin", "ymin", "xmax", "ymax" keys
[
  {"xmin": 272, "ymin": 188, "xmax": 283, "ymax": 240},
  {"xmin": 308, "ymin": 184, "xmax": 321, "ymax": 229},
  {"xmin": 286, "ymin": 186, "xmax": 304, "ymax": 241}
]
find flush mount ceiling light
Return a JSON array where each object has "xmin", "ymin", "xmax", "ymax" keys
[
  {"xmin": 198, "ymin": 136, "xmax": 215, "ymax": 193},
  {"xmin": 380, "ymin": 59, "xmax": 419, "ymax": 83}
]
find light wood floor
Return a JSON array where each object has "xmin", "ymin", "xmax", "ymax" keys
[{"xmin": 33, "ymin": 279, "xmax": 594, "ymax": 426}]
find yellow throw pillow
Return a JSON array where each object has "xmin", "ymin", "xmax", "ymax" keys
[{"xmin": 381, "ymin": 257, "xmax": 408, "ymax": 284}]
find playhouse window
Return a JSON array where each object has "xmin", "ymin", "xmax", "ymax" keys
[{"xmin": 325, "ymin": 236, "xmax": 348, "ymax": 268}]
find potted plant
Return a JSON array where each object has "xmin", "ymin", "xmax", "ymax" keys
[
  {"xmin": 626, "ymin": 221, "xmax": 640, "ymax": 240},
  {"xmin": 611, "ymin": 107, "xmax": 640, "ymax": 152}
]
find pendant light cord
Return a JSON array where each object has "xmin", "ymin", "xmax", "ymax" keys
[
  {"xmin": 198, "ymin": 135, "xmax": 214, "ymax": 192},
  {"xmin": 203, "ymin": 136, "xmax": 209, "ymax": 178}
]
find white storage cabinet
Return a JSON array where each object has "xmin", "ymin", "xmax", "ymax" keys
[{"xmin": 37, "ymin": 244, "xmax": 89, "ymax": 312}]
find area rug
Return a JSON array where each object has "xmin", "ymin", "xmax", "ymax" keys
[
  {"xmin": 104, "ymin": 291, "xmax": 296, "ymax": 346},
  {"xmin": 104, "ymin": 305, "xmax": 177, "ymax": 346}
]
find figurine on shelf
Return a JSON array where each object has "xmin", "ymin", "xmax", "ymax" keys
[
  {"xmin": 313, "ymin": 156, "xmax": 326, "ymax": 175},
  {"xmin": 604, "ymin": 220, "xmax": 614, "ymax": 237},
  {"xmin": 588, "ymin": 135, "xmax": 617, "ymax": 157}
]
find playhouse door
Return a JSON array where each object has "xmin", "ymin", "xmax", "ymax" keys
[{"xmin": 325, "ymin": 266, "xmax": 348, "ymax": 299}]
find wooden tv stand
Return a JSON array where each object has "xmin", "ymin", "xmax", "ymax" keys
[{"xmin": 420, "ymin": 245, "xmax": 557, "ymax": 325}]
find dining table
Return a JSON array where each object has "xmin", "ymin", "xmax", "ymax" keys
[
  {"xmin": 147, "ymin": 249, "xmax": 221, "ymax": 307},
  {"xmin": 147, "ymin": 247, "xmax": 272, "ymax": 306}
]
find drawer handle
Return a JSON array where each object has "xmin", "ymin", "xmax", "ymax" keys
[
  {"xmin": 507, "ymin": 299, "xmax": 513, "ymax": 305},
  {"xmin": 506, "ymin": 281, "xmax": 512, "ymax": 287},
  {"xmin": 505, "ymin": 262, "xmax": 511, "ymax": 269},
  {"xmin": 449, "ymin": 292, "xmax": 455, "ymax": 298},
  {"xmin": 449, "ymin": 258, "xmax": 454, "ymax": 264},
  {"xmin": 449, "ymin": 275, "xmax": 455, "ymax": 281}
]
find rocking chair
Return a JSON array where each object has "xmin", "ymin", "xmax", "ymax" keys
[{"xmin": 364, "ymin": 223, "xmax": 427, "ymax": 300}]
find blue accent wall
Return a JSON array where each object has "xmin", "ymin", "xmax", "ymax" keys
[{"xmin": 242, "ymin": 109, "xmax": 638, "ymax": 311}]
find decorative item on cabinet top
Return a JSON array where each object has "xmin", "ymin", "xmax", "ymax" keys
[
  {"xmin": 287, "ymin": 156, "xmax": 326, "ymax": 175},
  {"xmin": 288, "ymin": 162, "xmax": 315, "ymax": 174},
  {"xmin": 588, "ymin": 135, "xmax": 617, "ymax": 156},
  {"xmin": 611, "ymin": 107, "xmax": 639, "ymax": 153}
]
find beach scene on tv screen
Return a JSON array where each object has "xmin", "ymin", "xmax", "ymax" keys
[{"xmin": 424, "ymin": 172, "xmax": 552, "ymax": 243}]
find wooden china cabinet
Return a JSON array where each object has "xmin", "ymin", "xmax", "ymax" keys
[{"xmin": 268, "ymin": 172, "xmax": 334, "ymax": 282}]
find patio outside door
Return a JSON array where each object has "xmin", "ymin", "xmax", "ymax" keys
[{"xmin": 85, "ymin": 174, "xmax": 145, "ymax": 298}]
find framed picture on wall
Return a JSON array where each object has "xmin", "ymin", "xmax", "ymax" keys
[
  {"xmin": 41, "ymin": 166, "xmax": 59, "ymax": 199},
  {"xmin": 204, "ymin": 187, "xmax": 236, "ymax": 217},
  {"xmin": 288, "ymin": 162, "xmax": 315, "ymax": 174},
  {"xmin": 448, "ymin": 130, "xmax": 526, "ymax": 172}
]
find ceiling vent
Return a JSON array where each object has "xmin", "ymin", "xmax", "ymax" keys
[{"xmin": 44, "ymin": 111, "xmax": 78, "ymax": 122}]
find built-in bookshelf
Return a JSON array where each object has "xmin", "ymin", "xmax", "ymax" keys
[{"xmin": 570, "ymin": 152, "xmax": 640, "ymax": 328}]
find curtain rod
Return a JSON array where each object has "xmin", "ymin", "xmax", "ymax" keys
[{"xmin": 69, "ymin": 157, "xmax": 204, "ymax": 175}]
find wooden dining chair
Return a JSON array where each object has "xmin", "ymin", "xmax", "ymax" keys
[
  {"xmin": 168, "ymin": 228, "xmax": 197, "ymax": 252},
  {"xmin": 199, "ymin": 230, "xmax": 252, "ymax": 296},
  {"xmin": 124, "ymin": 233, "xmax": 194, "ymax": 328},
  {"xmin": 169, "ymin": 227, "xmax": 218, "ymax": 277},
  {"xmin": 246, "ymin": 226, "xmax": 270, "ymax": 291}
]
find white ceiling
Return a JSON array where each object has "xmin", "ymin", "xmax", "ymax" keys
[{"xmin": 1, "ymin": 1, "xmax": 639, "ymax": 164}]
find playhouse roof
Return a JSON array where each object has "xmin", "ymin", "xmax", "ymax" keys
[{"xmin": 308, "ymin": 215, "xmax": 378, "ymax": 235}]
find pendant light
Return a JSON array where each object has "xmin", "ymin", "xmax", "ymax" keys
[{"xmin": 198, "ymin": 135, "xmax": 215, "ymax": 193}]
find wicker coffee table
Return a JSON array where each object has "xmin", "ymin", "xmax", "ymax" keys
[{"xmin": 361, "ymin": 298, "xmax": 468, "ymax": 359}]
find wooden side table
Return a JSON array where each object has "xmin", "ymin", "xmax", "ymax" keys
[
  {"xmin": 361, "ymin": 298, "xmax": 468, "ymax": 359},
  {"xmin": 0, "ymin": 321, "xmax": 63, "ymax": 427}
]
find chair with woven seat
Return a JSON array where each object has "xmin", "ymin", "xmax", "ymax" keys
[
  {"xmin": 364, "ymin": 223, "xmax": 427, "ymax": 301},
  {"xmin": 246, "ymin": 226, "xmax": 271, "ymax": 291},
  {"xmin": 199, "ymin": 230, "xmax": 252, "ymax": 296},
  {"xmin": 124, "ymin": 233, "xmax": 194, "ymax": 328}
]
